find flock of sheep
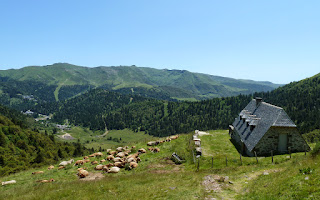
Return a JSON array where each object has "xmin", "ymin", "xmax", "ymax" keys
[{"xmin": 1, "ymin": 134, "xmax": 180, "ymax": 186}]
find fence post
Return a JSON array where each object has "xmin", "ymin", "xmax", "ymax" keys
[
  {"xmin": 197, "ymin": 158, "xmax": 200, "ymax": 171},
  {"xmin": 211, "ymin": 157, "xmax": 213, "ymax": 168},
  {"xmin": 226, "ymin": 156, "xmax": 228, "ymax": 167},
  {"xmin": 271, "ymin": 150, "xmax": 273, "ymax": 163},
  {"xmin": 289, "ymin": 147, "xmax": 291, "ymax": 159},
  {"xmin": 304, "ymin": 145, "xmax": 306, "ymax": 156},
  {"xmin": 240, "ymin": 154, "xmax": 242, "ymax": 165},
  {"xmin": 254, "ymin": 151, "xmax": 258, "ymax": 164},
  {"xmin": 192, "ymin": 150, "xmax": 195, "ymax": 164}
]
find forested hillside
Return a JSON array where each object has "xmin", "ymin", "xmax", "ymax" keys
[
  {"xmin": 46, "ymin": 73, "xmax": 320, "ymax": 136},
  {"xmin": 44, "ymin": 89, "xmax": 251, "ymax": 136},
  {"xmin": 52, "ymin": 89, "xmax": 148, "ymax": 130},
  {"xmin": 0, "ymin": 77, "xmax": 90, "ymax": 111},
  {"xmin": 0, "ymin": 104, "xmax": 87, "ymax": 176},
  {"xmin": 105, "ymin": 95, "xmax": 252, "ymax": 136},
  {"xmin": 254, "ymin": 73, "xmax": 320, "ymax": 133}
]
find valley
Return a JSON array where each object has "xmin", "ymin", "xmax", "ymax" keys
[
  {"xmin": 2, "ymin": 1, "xmax": 319, "ymax": 199},
  {"xmin": 0, "ymin": 64, "xmax": 319, "ymax": 199}
]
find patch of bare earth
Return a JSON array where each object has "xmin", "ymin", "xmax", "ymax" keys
[
  {"xmin": 79, "ymin": 172, "xmax": 104, "ymax": 181},
  {"xmin": 147, "ymin": 158, "xmax": 184, "ymax": 174},
  {"xmin": 202, "ymin": 175, "xmax": 236, "ymax": 200},
  {"xmin": 202, "ymin": 175, "xmax": 230, "ymax": 192}
]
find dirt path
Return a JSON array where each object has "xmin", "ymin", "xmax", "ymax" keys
[
  {"xmin": 54, "ymin": 79, "xmax": 69, "ymax": 102},
  {"xmin": 97, "ymin": 128, "xmax": 108, "ymax": 138}
]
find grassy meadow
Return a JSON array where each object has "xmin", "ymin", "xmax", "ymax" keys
[
  {"xmin": 1, "ymin": 129, "xmax": 319, "ymax": 200},
  {"xmin": 56, "ymin": 127, "xmax": 157, "ymax": 150}
]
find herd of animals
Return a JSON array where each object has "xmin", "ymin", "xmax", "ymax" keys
[{"xmin": 1, "ymin": 135, "xmax": 180, "ymax": 186}]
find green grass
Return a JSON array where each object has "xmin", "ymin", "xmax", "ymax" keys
[
  {"xmin": 0, "ymin": 133, "xmax": 197, "ymax": 200},
  {"xmin": 1, "ymin": 129, "xmax": 320, "ymax": 200},
  {"xmin": 56, "ymin": 127, "xmax": 157, "ymax": 150},
  {"xmin": 53, "ymin": 79, "xmax": 69, "ymax": 101},
  {"xmin": 172, "ymin": 97, "xmax": 198, "ymax": 102},
  {"xmin": 112, "ymin": 82, "xmax": 153, "ymax": 90}
]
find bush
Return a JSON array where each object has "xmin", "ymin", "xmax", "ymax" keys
[
  {"xmin": 311, "ymin": 142, "xmax": 320, "ymax": 157},
  {"xmin": 299, "ymin": 167, "xmax": 314, "ymax": 174},
  {"xmin": 303, "ymin": 129, "xmax": 320, "ymax": 143}
]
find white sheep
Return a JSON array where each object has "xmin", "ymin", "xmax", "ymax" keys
[
  {"xmin": 2, "ymin": 180, "xmax": 16, "ymax": 186},
  {"xmin": 59, "ymin": 159, "xmax": 74, "ymax": 166},
  {"xmin": 108, "ymin": 167, "xmax": 120, "ymax": 173}
]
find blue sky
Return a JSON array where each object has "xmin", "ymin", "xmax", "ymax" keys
[{"xmin": 0, "ymin": 1, "xmax": 319, "ymax": 84}]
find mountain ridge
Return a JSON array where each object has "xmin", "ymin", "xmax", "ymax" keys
[{"xmin": 0, "ymin": 63, "xmax": 281, "ymax": 102}]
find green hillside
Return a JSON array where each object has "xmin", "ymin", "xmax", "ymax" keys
[
  {"xmin": 0, "ymin": 104, "xmax": 87, "ymax": 176},
  {"xmin": 1, "ymin": 130, "xmax": 319, "ymax": 199},
  {"xmin": 0, "ymin": 63, "xmax": 281, "ymax": 105}
]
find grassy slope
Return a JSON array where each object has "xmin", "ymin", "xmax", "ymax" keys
[
  {"xmin": 56, "ymin": 127, "xmax": 157, "ymax": 150},
  {"xmin": 1, "ymin": 130, "xmax": 318, "ymax": 199}
]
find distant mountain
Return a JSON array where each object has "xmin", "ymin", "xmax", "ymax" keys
[{"xmin": 0, "ymin": 63, "xmax": 281, "ymax": 105}]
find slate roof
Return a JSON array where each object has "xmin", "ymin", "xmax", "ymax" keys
[{"xmin": 232, "ymin": 99, "xmax": 296, "ymax": 152}]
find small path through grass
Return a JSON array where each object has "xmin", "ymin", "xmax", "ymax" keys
[
  {"xmin": 97, "ymin": 128, "xmax": 108, "ymax": 138},
  {"xmin": 54, "ymin": 78, "xmax": 69, "ymax": 101}
]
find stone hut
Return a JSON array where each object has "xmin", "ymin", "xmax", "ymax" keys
[{"xmin": 229, "ymin": 97, "xmax": 310, "ymax": 156}]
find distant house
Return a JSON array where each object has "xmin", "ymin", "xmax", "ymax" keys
[
  {"xmin": 56, "ymin": 124, "xmax": 71, "ymax": 131},
  {"xmin": 229, "ymin": 97, "xmax": 310, "ymax": 156},
  {"xmin": 23, "ymin": 110, "xmax": 34, "ymax": 115}
]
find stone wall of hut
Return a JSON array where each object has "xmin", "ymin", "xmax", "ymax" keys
[{"xmin": 254, "ymin": 127, "xmax": 310, "ymax": 156}]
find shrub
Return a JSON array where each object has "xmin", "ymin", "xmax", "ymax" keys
[
  {"xmin": 311, "ymin": 142, "xmax": 320, "ymax": 157},
  {"xmin": 299, "ymin": 167, "xmax": 314, "ymax": 174},
  {"xmin": 303, "ymin": 129, "xmax": 320, "ymax": 143}
]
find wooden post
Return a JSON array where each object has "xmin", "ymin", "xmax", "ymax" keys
[
  {"xmin": 211, "ymin": 157, "xmax": 213, "ymax": 168},
  {"xmin": 241, "ymin": 143, "xmax": 244, "ymax": 156},
  {"xmin": 304, "ymin": 145, "xmax": 307, "ymax": 156},
  {"xmin": 271, "ymin": 150, "xmax": 273, "ymax": 163},
  {"xmin": 254, "ymin": 151, "xmax": 258, "ymax": 164},
  {"xmin": 240, "ymin": 154, "xmax": 242, "ymax": 165},
  {"xmin": 288, "ymin": 147, "xmax": 291, "ymax": 159},
  {"xmin": 192, "ymin": 150, "xmax": 195, "ymax": 164},
  {"xmin": 197, "ymin": 158, "xmax": 200, "ymax": 171},
  {"xmin": 226, "ymin": 156, "xmax": 228, "ymax": 167}
]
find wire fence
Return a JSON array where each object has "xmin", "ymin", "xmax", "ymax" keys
[{"xmin": 189, "ymin": 133, "xmax": 310, "ymax": 171}]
